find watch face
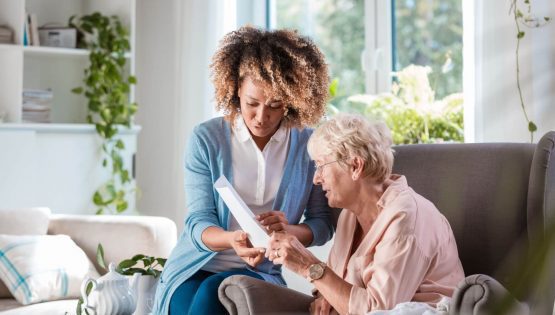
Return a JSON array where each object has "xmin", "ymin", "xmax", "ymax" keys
[{"xmin": 309, "ymin": 263, "xmax": 325, "ymax": 280}]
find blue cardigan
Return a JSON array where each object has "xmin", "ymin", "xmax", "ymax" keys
[{"xmin": 153, "ymin": 117, "xmax": 334, "ymax": 314}]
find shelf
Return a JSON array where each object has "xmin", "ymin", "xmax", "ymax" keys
[
  {"xmin": 23, "ymin": 46, "xmax": 89, "ymax": 57},
  {"xmin": 23, "ymin": 46, "xmax": 132, "ymax": 59},
  {"xmin": 0, "ymin": 43, "xmax": 21, "ymax": 50},
  {"xmin": 0, "ymin": 123, "xmax": 141, "ymax": 134}
]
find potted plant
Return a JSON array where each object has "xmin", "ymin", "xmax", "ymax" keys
[
  {"xmin": 69, "ymin": 12, "xmax": 138, "ymax": 214},
  {"xmin": 78, "ymin": 244, "xmax": 166, "ymax": 315}
]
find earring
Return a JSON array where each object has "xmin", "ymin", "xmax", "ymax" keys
[{"xmin": 283, "ymin": 107, "xmax": 289, "ymax": 117}]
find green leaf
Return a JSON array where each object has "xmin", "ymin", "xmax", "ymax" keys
[
  {"xmin": 76, "ymin": 297, "xmax": 83, "ymax": 315},
  {"xmin": 545, "ymin": 17, "xmax": 551, "ymax": 22},
  {"xmin": 121, "ymin": 170, "xmax": 130, "ymax": 183},
  {"xmin": 528, "ymin": 121, "xmax": 537, "ymax": 132},
  {"xmin": 142, "ymin": 256, "xmax": 154, "ymax": 267},
  {"xmin": 329, "ymin": 78, "xmax": 339, "ymax": 98},
  {"xmin": 115, "ymin": 139, "xmax": 125, "ymax": 149},
  {"xmin": 116, "ymin": 200, "xmax": 128, "ymax": 213},
  {"xmin": 102, "ymin": 159, "xmax": 107, "ymax": 167},
  {"xmin": 96, "ymin": 244, "xmax": 107, "ymax": 270},
  {"xmin": 95, "ymin": 208, "xmax": 104, "ymax": 215},
  {"xmin": 128, "ymin": 76, "xmax": 137, "ymax": 84},
  {"xmin": 118, "ymin": 259, "xmax": 137, "ymax": 269},
  {"xmin": 132, "ymin": 254, "xmax": 145, "ymax": 261},
  {"xmin": 72, "ymin": 87, "xmax": 83, "ymax": 94},
  {"xmin": 156, "ymin": 258, "xmax": 167, "ymax": 267},
  {"xmin": 517, "ymin": 31, "xmax": 525, "ymax": 39},
  {"xmin": 93, "ymin": 191, "xmax": 103, "ymax": 206}
]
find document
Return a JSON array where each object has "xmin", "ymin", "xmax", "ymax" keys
[{"xmin": 214, "ymin": 175, "xmax": 270, "ymax": 248}]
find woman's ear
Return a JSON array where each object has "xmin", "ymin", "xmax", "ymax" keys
[{"xmin": 350, "ymin": 156, "xmax": 364, "ymax": 181}]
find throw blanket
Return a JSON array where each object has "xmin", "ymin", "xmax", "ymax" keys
[{"xmin": 367, "ymin": 297, "xmax": 451, "ymax": 315}]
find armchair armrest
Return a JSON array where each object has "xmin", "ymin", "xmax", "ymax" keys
[
  {"xmin": 47, "ymin": 214, "xmax": 177, "ymax": 273},
  {"xmin": 450, "ymin": 274, "xmax": 530, "ymax": 315},
  {"xmin": 219, "ymin": 275, "xmax": 314, "ymax": 315}
]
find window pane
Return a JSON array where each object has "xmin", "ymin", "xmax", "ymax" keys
[
  {"xmin": 393, "ymin": 0, "xmax": 463, "ymax": 98},
  {"xmin": 272, "ymin": 0, "xmax": 365, "ymax": 100}
]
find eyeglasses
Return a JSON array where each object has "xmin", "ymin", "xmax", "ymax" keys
[{"xmin": 314, "ymin": 160, "xmax": 341, "ymax": 175}]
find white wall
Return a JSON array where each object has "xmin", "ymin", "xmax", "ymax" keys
[
  {"xmin": 135, "ymin": 0, "xmax": 183, "ymax": 225},
  {"xmin": 471, "ymin": 0, "xmax": 555, "ymax": 142},
  {"xmin": 135, "ymin": 0, "xmax": 236, "ymax": 230}
]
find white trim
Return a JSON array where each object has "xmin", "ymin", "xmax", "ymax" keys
[
  {"xmin": 364, "ymin": 0, "xmax": 392, "ymax": 94},
  {"xmin": 462, "ymin": 0, "xmax": 477, "ymax": 142}
]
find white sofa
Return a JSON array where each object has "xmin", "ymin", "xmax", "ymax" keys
[{"xmin": 0, "ymin": 208, "xmax": 177, "ymax": 315}]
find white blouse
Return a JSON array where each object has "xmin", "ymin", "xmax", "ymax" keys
[{"xmin": 202, "ymin": 117, "xmax": 290, "ymax": 273}]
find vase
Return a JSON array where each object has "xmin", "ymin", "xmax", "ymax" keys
[{"xmin": 133, "ymin": 275, "xmax": 158, "ymax": 315}]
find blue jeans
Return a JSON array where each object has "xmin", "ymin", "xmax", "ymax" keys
[{"xmin": 169, "ymin": 269, "xmax": 263, "ymax": 315}]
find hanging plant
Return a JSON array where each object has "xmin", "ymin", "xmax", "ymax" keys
[
  {"xmin": 69, "ymin": 12, "xmax": 138, "ymax": 214},
  {"xmin": 509, "ymin": 0, "xmax": 550, "ymax": 142}
]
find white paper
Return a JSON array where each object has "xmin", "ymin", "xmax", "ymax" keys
[{"xmin": 214, "ymin": 175, "xmax": 270, "ymax": 248}]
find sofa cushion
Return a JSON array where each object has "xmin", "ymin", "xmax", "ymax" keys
[
  {"xmin": 0, "ymin": 207, "xmax": 51, "ymax": 298},
  {"xmin": 0, "ymin": 298, "xmax": 78, "ymax": 314},
  {"xmin": 0, "ymin": 234, "xmax": 99, "ymax": 305},
  {"xmin": 0, "ymin": 207, "xmax": 51, "ymax": 235}
]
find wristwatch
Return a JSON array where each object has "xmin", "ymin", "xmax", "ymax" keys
[{"xmin": 307, "ymin": 262, "xmax": 327, "ymax": 282}]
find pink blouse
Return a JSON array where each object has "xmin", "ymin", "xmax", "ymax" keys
[{"xmin": 327, "ymin": 175, "xmax": 464, "ymax": 314}]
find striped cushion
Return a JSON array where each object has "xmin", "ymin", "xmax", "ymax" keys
[{"xmin": 0, "ymin": 234, "xmax": 99, "ymax": 305}]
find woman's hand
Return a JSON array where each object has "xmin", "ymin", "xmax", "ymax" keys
[
  {"xmin": 257, "ymin": 211, "xmax": 289, "ymax": 233},
  {"xmin": 310, "ymin": 296, "xmax": 332, "ymax": 315},
  {"xmin": 266, "ymin": 232, "xmax": 320, "ymax": 276},
  {"xmin": 229, "ymin": 230, "xmax": 266, "ymax": 267}
]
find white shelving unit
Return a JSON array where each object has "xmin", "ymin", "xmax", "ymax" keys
[
  {"xmin": 0, "ymin": 0, "xmax": 135, "ymax": 124},
  {"xmin": 0, "ymin": 0, "xmax": 139, "ymax": 214}
]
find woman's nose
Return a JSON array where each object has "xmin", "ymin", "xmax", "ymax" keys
[
  {"xmin": 313, "ymin": 171, "xmax": 322, "ymax": 185},
  {"xmin": 255, "ymin": 105, "xmax": 268, "ymax": 122}
]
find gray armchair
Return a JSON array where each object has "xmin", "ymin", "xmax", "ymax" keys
[{"xmin": 218, "ymin": 131, "xmax": 555, "ymax": 315}]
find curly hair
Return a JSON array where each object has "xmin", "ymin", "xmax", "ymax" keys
[{"xmin": 210, "ymin": 26, "xmax": 329, "ymax": 127}]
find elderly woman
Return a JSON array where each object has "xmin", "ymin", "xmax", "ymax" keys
[
  {"xmin": 153, "ymin": 26, "xmax": 334, "ymax": 315},
  {"xmin": 267, "ymin": 114, "xmax": 464, "ymax": 314}
]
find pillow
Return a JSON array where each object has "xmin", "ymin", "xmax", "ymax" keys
[
  {"xmin": 0, "ymin": 207, "xmax": 51, "ymax": 298},
  {"xmin": 0, "ymin": 207, "xmax": 51, "ymax": 235},
  {"xmin": 0, "ymin": 234, "xmax": 100, "ymax": 305}
]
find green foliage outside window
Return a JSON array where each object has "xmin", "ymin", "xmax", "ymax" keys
[
  {"xmin": 328, "ymin": 65, "xmax": 464, "ymax": 144},
  {"xmin": 394, "ymin": 0, "xmax": 463, "ymax": 100},
  {"xmin": 274, "ymin": 0, "xmax": 463, "ymax": 145}
]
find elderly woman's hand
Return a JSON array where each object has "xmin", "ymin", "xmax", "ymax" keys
[
  {"xmin": 257, "ymin": 211, "xmax": 289, "ymax": 233},
  {"xmin": 310, "ymin": 296, "xmax": 332, "ymax": 315},
  {"xmin": 266, "ymin": 232, "xmax": 320, "ymax": 276},
  {"xmin": 229, "ymin": 230, "xmax": 266, "ymax": 267}
]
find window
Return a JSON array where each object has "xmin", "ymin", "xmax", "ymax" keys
[
  {"xmin": 393, "ymin": 0, "xmax": 463, "ymax": 99},
  {"xmin": 270, "ymin": 0, "xmax": 365, "ymax": 104},
  {"xmin": 268, "ymin": 0, "xmax": 464, "ymax": 143}
]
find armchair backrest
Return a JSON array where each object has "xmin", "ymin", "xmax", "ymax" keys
[{"xmin": 392, "ymin": 131, "xmax": 555, "ymax": 311}]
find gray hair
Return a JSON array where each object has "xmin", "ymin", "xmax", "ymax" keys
[{"xmin": 307, "ymin": 113, "xmax": 394, "ymax": 183}]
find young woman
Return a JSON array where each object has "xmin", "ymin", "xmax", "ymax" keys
[{"xmin": 153, "ymin": 26, "xmax": 335, "ymax": 315}]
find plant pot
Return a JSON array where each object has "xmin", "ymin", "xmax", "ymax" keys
[{"xmin": 133, "ymin": 275, "xmax": 158, "ymax": 315}]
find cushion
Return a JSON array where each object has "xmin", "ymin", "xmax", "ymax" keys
[
  {"xmin": 0, "ymin": 234, "xmax": 99, "ymax": 305},
  {"xmin": 0, "ymin": 207, "xmax": 51, "ymax": 298},
  {"xmin": 0, "ymin": 207, "xmax": 51, "ymax": 235}
]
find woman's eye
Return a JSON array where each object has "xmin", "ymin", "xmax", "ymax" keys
[
  {"xmin": 247, "ymin": 103, "xmax": 258, "ymax": 107},
  {"xmin": 269, "ymin": 103, "xmax": 283, "ymax": 109}
]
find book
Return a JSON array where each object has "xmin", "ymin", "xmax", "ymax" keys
[
  {"xmin": 29, "ymin": 13, "xmax": 40, "ymax": 46},
  {"xmin": 214, "ymin": 175, "xmax": 270, "ymax": 248}
]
